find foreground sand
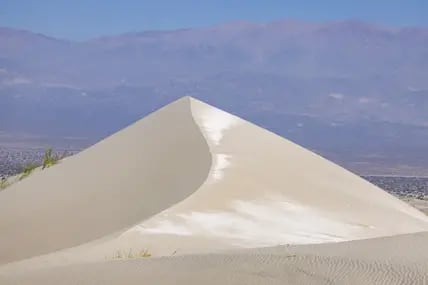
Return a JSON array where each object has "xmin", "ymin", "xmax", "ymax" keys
[
  {"xmin": 1, "ymin": 97, "xmax": 428, "ymax": 284},
  {"xmin": 1, "ymin": 232, "xmax": 427, "ymax": 284}
]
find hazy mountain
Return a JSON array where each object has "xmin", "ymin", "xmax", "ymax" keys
[{"xmin": 1, "ymin": 20, "xmax": 428, "ymax": 173}]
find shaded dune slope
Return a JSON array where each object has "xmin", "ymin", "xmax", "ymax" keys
[
  {"xmin": 1, "ymin": 96, "xmax": 428, "ymax": 271},
  {"xmin": 0, "ymin": 98, "xmax": 211, "ymax": 265}
]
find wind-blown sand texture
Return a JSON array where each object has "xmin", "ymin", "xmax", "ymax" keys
[
  {"xmin": 1, "ymin": 97, "xmax": 427, "ymax": 284},
  {"xmin": 1, "ymin": 232, "xmax": 428, "ymax": 285}
]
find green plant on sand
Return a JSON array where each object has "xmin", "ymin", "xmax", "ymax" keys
[
  {"xmin": 42, "ymin": 148, "xmax": 59, "ymax": 169},
  {"xmin": 0, "ymin": 177, "xmax": 9, "ymax": 190},
  {"xmin": 4, "ymin": 148, "xmax": 62, "ymax": 185},
  {"xmin": 19, "ymin": 163, "xmax": 38, "ymax": 180}
]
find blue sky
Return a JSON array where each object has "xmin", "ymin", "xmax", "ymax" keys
[{"xmin": 1, "ymin": 0, "xmax": 427, "ymax": 40}]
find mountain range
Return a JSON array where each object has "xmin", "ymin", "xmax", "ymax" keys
[{"xmin": 1, "ymin": 19, "xmax": 428, "ymax": 174}]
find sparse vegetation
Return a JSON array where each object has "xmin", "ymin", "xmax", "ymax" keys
[
  {"xmin": 112, "ymin": 248, "xmax": 152, "ymax": 260},
  {"xmin": 42, "ymin": 148, "xmax": 60, "ymax": 169},
  {"xmin": 19, "ymin": 163, "xmax": 38, "ymax": 180},
  {"xmin": 0, "ymin": 177, "xmax": 9, "ymax": 190},
  {"xmin": 0, "ymin": 147, "xmax": 63, "ymax": 188}
]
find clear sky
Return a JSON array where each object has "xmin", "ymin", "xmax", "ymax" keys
[{"xmin": 1, "ymin": 0, "xmax": 427, "ymax": 40}]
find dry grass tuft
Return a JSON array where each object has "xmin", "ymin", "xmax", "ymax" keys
[
  {"xmin": 112, "ymin": 248, "xmax": 152, "ymax": 260},
  {"xmin": 19, "ymin": 163, "xmax": 38, "ymax": 180},
  {"xmin": 42, "ymin": 148, "xmax": 60, "ymax": 169},
  {"xmin": 0, "ymin": 177, "xmax": 9, "ymax": 190}
]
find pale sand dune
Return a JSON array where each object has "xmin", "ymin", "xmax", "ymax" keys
[
  {"xmin": 1, "ymin": 232, "xmax": 427, "ymax": 285},
  {"xmin": 1, "ymin": 97, "xmax": 428, "ymax": 284},
  {"xmin": 0, "ymin": 98, "xmax": 211, "ymax": 265}
]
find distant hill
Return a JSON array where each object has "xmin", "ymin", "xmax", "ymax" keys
[{"xmin": 1, "ymin": 20, "xmax": 428, "ymax": 174}]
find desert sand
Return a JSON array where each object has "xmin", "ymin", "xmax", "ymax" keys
[
  {"xmin": 1, "ymin": 97, "xmax": 427, "ymax": 284},
  {"xmin": 1, "ymin": 232, "xmax": 428, "ymax": 285}
]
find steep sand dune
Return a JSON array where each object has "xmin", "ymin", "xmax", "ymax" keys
[
  {"xmin": 1, "ymin": 96, "xmax": 428, "ymax": 284},
  {"xmin": 1, "ymin": 232, "xmax": 427, "ymax": 285},
  {"xmin": 0, "ymin": 98, "xmax": 211, "ymax": 265},
  {"xmin": 122, "ymin": 98, "xmax": 428, "ymax": 255}
]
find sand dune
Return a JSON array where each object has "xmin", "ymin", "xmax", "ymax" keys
[
  {"xmin": 0, "ymin": 97, "xmax": 211, "ymax": 264},
  {"xmin": 0, "ymin": 96, "xmax": 427, "ymax": 283}
]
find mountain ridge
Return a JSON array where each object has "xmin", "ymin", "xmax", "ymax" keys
[
  {"xmin": 1, "ymin": 19, "xmax": 428, "ymax": 174},
  {"xmin": 3, "ymin": 18, "xmax": 428, "ymax": 42}
]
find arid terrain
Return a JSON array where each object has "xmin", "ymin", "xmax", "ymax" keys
[
  {"xmin": 2, "ymin": 146, "xmax": 427, "ymax": 214},
  {"xmin": 1, "ymin": 97, "xmax": 427, "ymax": 284}
]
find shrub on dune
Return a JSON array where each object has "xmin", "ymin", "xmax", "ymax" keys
[
  {"xmin": 19, "ymin": 163, "xmax": 38, "ymax": 180},
  {"xmin": 0, "ymin": 177, "xmax": 9, "ymax": 190},
  {"xmin": 2, "ymin": 148, "xmax": 62, "ymax": 187},
  {"xmin": 42, "ymin": 148, "xmax": 59, "ymax": 169}
]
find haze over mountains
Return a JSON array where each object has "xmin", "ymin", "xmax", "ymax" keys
[{"xmin": 1, "ymin": 19, "xmax": 428, "ymax": 174}]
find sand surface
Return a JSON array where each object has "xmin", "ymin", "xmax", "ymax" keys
[
  {"xmin": 402, "ymin": 197, "xmax": 428, "ymax": 215},
  {"xmin": 1, "ymin": 97, "xmax": 427, "ymax": 284},
  {"xmin": 1, "ymin": 232, "xmax": 427, "ymax": 284},
  {"xmin": 0, "ymin": 98, "xmax": 211, "ymax": 264}
]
